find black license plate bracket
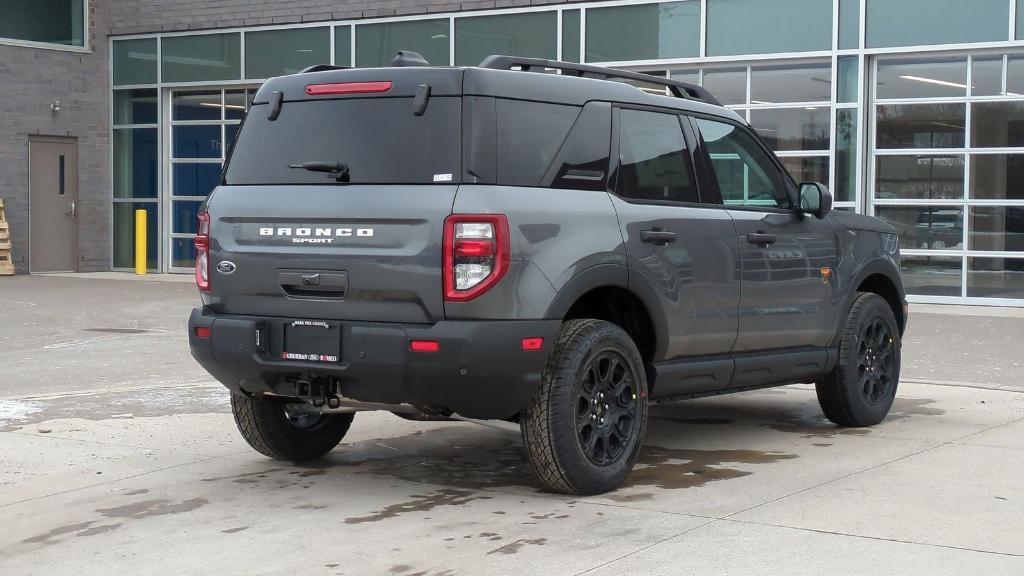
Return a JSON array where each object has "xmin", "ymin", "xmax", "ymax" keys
[{"xmin": 282, "ymin": 320, "xmax": 341, "ymax": 363}]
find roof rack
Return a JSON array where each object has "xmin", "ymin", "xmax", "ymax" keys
[
  {"xmin": 299, "ymin": 64, "xmax": 349, "ymax": 73},
  {"xmin": 477, "ymin": 55, "xmax": 721, "ymax": 106}
]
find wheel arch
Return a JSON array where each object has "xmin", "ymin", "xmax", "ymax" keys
[{"xmin": 836, "ymin": 259, "xmax": 907, "ymax": 343}]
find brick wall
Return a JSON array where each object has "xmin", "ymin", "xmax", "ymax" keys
[
  {"xmin": 0, "ymin": 0, "xmax": 110, "ymax": 273},
  {"xmin": 109, "ymin": 0, "xmax": 572, "ymax": 36}
]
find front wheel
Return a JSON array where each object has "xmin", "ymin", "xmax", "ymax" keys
[
  {"xmin": 231, "ymin": 393, "xmax": 353, "ymax": 461},
  {"xmin": 521, "ymin": 319, "xmax": 649, "ymax": 495},
  {"xmin": 816, "ymin": 292, "xmax": 902, "ymax": 427}
]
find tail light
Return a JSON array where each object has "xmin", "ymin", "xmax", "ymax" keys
[
  {"xmin": 443, "ymin": 214, "xmax": 510, "ymax": 302},
  {"xmin": 194, "ymin": 211, "xmax": 210, "ymax": 293}
]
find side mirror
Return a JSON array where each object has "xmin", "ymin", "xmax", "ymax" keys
[{"xmin": 799, "ymin": 182, "xmax": 833, "ymax": 218}]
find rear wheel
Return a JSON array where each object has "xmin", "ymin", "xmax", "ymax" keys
[
  {"xmin": 231, "ymin": 393, "xmax": 353, "ymax": 461},
  {"xmin": 816, "ymin": 292, "xmax": 901, "ymax": 426},
  {"xmin": 521, "ymin": 319, "xmax": 648, "ymax": 495}
]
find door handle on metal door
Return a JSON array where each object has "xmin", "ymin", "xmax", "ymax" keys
[
  {"xmin": 640, "ymin": 230, "xmax": 677, "ymax": 245},
  {"xmin": 746, "ymin": 231, "xmax": 776, "ymax": 247},
  {"xmin": 66, "ymin": 202, "xmax": 76, "ymax": 217}
]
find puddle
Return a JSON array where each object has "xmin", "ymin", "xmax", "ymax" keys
[
  {"xmin": 486, "ymin": 537, "xmax": 547, "ymax": 555},
  {"xmin": 889, "ymin": 398, "xmax": 945, "ymax": 420},
  {"xmin": 343, "ymin": 489, "xmax": 490, "ymax": 524},
  {"xmin": 625, "ymin": 446, "xmax": 798, "ymax": 491},
  {"xmin": 96, "ymin": 497, "xmax": 209, "ymax": 519}
]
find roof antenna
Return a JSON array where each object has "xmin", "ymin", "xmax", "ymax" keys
[{"xmin": 391, "ymin": 51, "xmax": 430, "ymax": 67}]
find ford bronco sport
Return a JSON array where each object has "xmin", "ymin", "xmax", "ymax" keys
[{"xmin": 189, "ymin": 53, "xmax": 908, "ymax": 495}]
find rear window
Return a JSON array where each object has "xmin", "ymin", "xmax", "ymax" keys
[{"xmin": 223, "ymin": 97, "xmax": 461, "ymax": 185}]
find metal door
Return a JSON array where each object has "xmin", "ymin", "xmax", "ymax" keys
[{"xmin": 29, "ymin": 137, "xmax": 78, "ymax": 272}]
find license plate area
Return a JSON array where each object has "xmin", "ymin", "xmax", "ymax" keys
[{"xmin": 282, "ymin": 320, "xmax": 340, "ymax": 363}]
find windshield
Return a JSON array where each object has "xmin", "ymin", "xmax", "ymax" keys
[{"xmin": 223, "ymin": 96, "xmax": 461, "ymax": 185}]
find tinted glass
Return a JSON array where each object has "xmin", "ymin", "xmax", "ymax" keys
[
  {"xmin": 162, "ymin": 33, "xmax": 241, "ymax": 83},
  {"xmin": 173, "ymin": 163, "xmax": 222, "ymax": 197},
  {"xmin": 969, "ymin": 207, "xmax": 1024, "ymax": 252},
  {"xmin": 356, "ymin": 20, "xmax": 450, "ymax": 67},
  {"xmin": 835, "ymin": 109, "xmax": 858, "ymax": 202},
  {"xmin": 749, "ymin": 108, "xmax": 830, "ymax": 152},
  {"xmin": 546, "ymin": 103, "xmax": 611, "ymax": 191},
  {"xmin": 497, "ymin": 100, "xmax": 579, "ymax": 187},
  {"xmin": 876, "ymin": 104, "xmax": 965, "ymax": 149},
  {"xmin": 838, "ymin": 0, "xmax": 860, "ymax": 49},
  {"xmin": 245, "ymin": 27, "xmax": 330, "ymax": 79},
  {"xmin": 750, "ymin": 64, "xmax": 831, "ymax": 104},
  {"xmin": 174, "ymin": 125, "xmax": 222, "ymax": 159},
  {"xmin": 901, "ymin": 255, "xmax": 962, "ymax": 296},
  {"xmin": 696, "ymin": 118, "xmax": 790, "ymax": 208},
  {"xmin": 113, "ymin": 202, "xmax": 158, "ymax": 269},
  {"xmin": 562, "ymin": 10, "xmax": 581, "ymax": 63},
  {"xmin": 874, "ymin": 206, "xmax": 963, "ymax": 251},
  {"xmin": 173, "ymin": 91, "xmax": 221, "ymax": 121},
  {"xmin": 455, "ymin": 12, "xmax": 557, "ymax": 66},
  {"xmin": 701, "ymin": 67, "xmax": 746, "ymax": 106},
  {"xmin": 971, "ymin": 102, "xmax": 1024, "ymax": 148},
  {"xmin": 173, "ymin": 201, "xmax": 203, "ymax": 234},
  {"xmin": 876, "ymin": 57, "xmax": 967, "ymax": 99},
  {"xmin": 875, "ymin": 155, "xmax": 964, "ymax": 200},
  {"xmin": 614, "ymin": 110, "xmax": 696, "ymax": 203},
  {"xmin": 1, "ymin": 0, "xmax": 84, "ymax": 46},
  {"xmin": 224, "ymin": 97, "xmax": 461, "ymax": 185},
  {"xmin": 113, "ymin": 38, "xmax": 157, "ymax": 85},
  {"xmin": 707, "ymin": 0, "xmax": 831, "ymax": 56},
  {"xmin": 1009, "ymin": 55, "xmax": 1024, "ymax": 95},
  {"xmin": 114, "ymin": 90, "xmax": 158, "ymax": 125},
  {"xmin": 224, "ymin": 90, "xmax": 247, "ymax": 121},
  {"xmin": 586, "ymin": 1, "xmax": 700, "ymax": 62},
  {"xmin": 172, "ymin": 238, "xmax": 197, "ymax": 269},
  {"xmin": 968, "ymin": 258, "xmax": 1024, "ymax": 298},
  {"xmin": 335, "ymin": 26, "xmax": 352, "ymax": 67},
  {"xmin": 837, "ymin": 56, "xmax": 859, "ymax": 103},
  {"xmin": 113, "ymin": 128, "xmax": 158, "ymax": 199},
  {"xmin": 781, "ymin": 157, "xmax": 829, "ymax": 188},
  {"xmin": 970, "ymin": 155, "xmax": 1024, "ymax": 200},
  {"xmin": 866, "ymin": 0, "xmax": 1007, "ymax": 48},
  {"xmin": 972, "ymin": 56, "xmax": 1004, "ymax": 96}
]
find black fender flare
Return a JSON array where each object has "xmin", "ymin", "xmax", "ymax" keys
[{"xmin": 831, "ymin": 257, "xmax": 906, "ymax": 347}]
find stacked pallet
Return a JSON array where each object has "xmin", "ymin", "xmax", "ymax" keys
[{"xmin": 0, "ymin": 199, "xmax": 14, "ymax": 275}]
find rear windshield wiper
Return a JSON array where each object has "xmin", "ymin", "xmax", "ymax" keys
[{"xmin": 288, "ymin": 161, "xmax": 350, "ymax": 182}]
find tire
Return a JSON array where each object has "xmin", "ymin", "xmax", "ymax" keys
[
  {"xmin": 231, "ymin": 393, "xmax": 353, "ymax": 461},
  {"xmin": 521, "ymin": 319, "xmax": 649, "ymax": 495},
  {"xmin": 816, "ymin": 292, "xmax": 902, "ymax": 427}
]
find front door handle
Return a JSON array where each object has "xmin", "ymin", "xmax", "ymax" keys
[
  {"xmin": 640, "ymin": 230, "xmax": 677, "ymax": 245},
  {"xmin": 746, "ymin": 231, "xmax": 777, "ymax": 247}
]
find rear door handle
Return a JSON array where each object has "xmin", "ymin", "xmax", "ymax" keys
[
  {"xmin": 746, "ymin": 231, "xmax": 777, "ymax": 247},
  {"xmin": 640, "ymin": 230, "xmax": 677, "ymax": 245}
]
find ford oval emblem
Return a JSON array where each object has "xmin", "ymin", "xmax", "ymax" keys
[{"xmin": 216, "ymin": 261, "xmax": 237, "ymax": 275}]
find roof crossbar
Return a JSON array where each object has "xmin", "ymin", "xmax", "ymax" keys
[
  {"xmin": 299, "ymin": 64, "xmax": 349, "ymax": 73},
  {"xmin": 477, "ymin": 55, "xmax": 721, "ymax": 106}
]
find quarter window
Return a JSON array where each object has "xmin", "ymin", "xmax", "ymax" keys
[
  {"xmin": 695, "ymin": 118, "xmax": 790, "ymax": 209},
  {"xmin": 615, "ymin": 109, "xmax": 698, "ymax": 203}
]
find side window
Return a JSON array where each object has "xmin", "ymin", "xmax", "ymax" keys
[
  {"xmin": 496, "ymin": 99, "xmax": 580, "ymax": 187},
  {"xmin": 694, "ymin": 118, "xmax": 791, "ymax": 209},
  {"xmin": 615, "ymin": 109, "xmax": 699, "ymax": 204}
]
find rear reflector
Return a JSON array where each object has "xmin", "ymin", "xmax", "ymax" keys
[
  {"xmin": 409, "ymin": 340, "xmax": 440, "ymax": 353},
  {"xmin": 194, "ymin": 326, "xmax": 211, "ymax": 339},
  {"xmin": 521, "ymin": 337, "xmax": 544, "ymax": 351},
  {"xmin": 454, "ymin": 239, "xmax": 495, "ymax": 258},
  {"xmin": 305, "ymin": 81, "xmax": 393, "ymax": 96}
]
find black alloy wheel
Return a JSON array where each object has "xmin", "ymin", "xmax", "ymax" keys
[
  {"xmin": 857, "ymin": 318, "xmax": 896, "ymax": 405},
  {"xmin": 576, "ymin": 349, "xmax": 640, "ymax": 466}
]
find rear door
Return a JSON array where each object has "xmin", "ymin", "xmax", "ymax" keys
[
  {"xmin": 610, "ymin": 107, "xmax": 740, "ymax": 397},
  {"xmin": 690, "ymin": 116, "xmax": 838, "ymax": 356}
]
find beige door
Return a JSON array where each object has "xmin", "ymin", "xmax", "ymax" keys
[{"xmin": 29, "ymin": 137, "xmax": 78, "ymax": 272}]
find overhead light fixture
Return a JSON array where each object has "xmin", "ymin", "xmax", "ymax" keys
[
  {"xmin": 899, "ymin": 75, "xmax": 967, "ymax": 89},
  {"xmin": 198, "ymin": 102, "xmax": 246, "ymax": 110},
  {"xmin": 751, "ymin": 99, "xmax": 774, "ymax": 105}
]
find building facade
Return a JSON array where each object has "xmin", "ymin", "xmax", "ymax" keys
[{"xmin": 3, "ymin": 0, "xmax": 1024, "ymax": 305}]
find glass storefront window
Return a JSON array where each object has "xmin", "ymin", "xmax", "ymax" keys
[
  {"xmin": 875, "ymin": 155, "xmax": 965, "ymax": 200},
  {"xmin": 750, "ymin": 63, "xmax": 831, "ymax": 104},
  {"xmin": 174, "ymin": 125, "xmax": 222, "ymax": 159},
  {"xmin": 876, "ymin": 57, "xmax": 967, "ymax": 99},
  {"xmin": 837, "ymin": 57, "xmax": 859, "ymax": 103},
  {"xmin": 972, "ymin": 56, "xmax": 1004, "ymax": 97},
  {"xmin": 971, "ymin": 102, "xmax": 1024, "ymax": 148},
  {"xmin": 835, "ymin": 109, "xmax": 858, "ymax": 202},
  {"xmin": 562, "ymin": 10, "xmax": 580, "ymax": 63},
  {"xmin": 173, "ymin": 164, "xmax": 221, "ymax": 197},
  {"xmin": 113, "ymin": 202, "xmax": 158, "ymax": 270},
  {"xmin": 969, "ymin": 207, "xmax": 1024, "ymax": 252},
  {"xmin": 585, "ymin": 1, "xmax": 700, "ymax": 62},
  {"xmin": 244, "ymin": 27, "xmax": 330, "ymax": 79},
  {"xmin": 701, "ymin": 67, "xmax": 746, "ymax": 106},
  {"xmin": 172, "ymin": 238, "xmax": 197, "ymax": 269},
  {"xmin": 749, "ymin": 108, "xmax": 831, "ymax": 152},
  {"xmin": 970, "ymin": 155, "xmax": 1024, "ymax": 200},
  {"xmin": 875, "ymin": 206, "xmax": 964, "ymax": 251},
  {"xmin": 455, "ymin": 12, "xmax": 557, "ymax": 66},
  {"xmin": 356, "ymin": 19, "xmax": 450, "ymax": 67},
  {"xmin": 780, "ymin": 156, "xmax": 829, "ymax": 186},
  {"xmin": 224, "ymin": 90, "xmax": 247, "ymax": 120},
  {"xmin": 866, "ymin": 0, "xmax": 1008, "ymax": 48},
  {"xmin": 901, "ymin": 255, "xmax": 963, "ymax": 296},
  {"xmin": 1, "ymin": 0, "xmax": 84, "ymax": 47},
  {"xmin": 1008, "ymin": 55, "xmax": 1024, "ymax": 95},
  {"xmin": 113, "ymin": 90, "xmax": 158, "ymax": 125},
  {"xmin": 172, "ymin": 201, "xmax": 204, "ymax": 235},
  {"xmin": 173, "ymin": 91, "xmax": 221, "ymax": 121},
  {"xmin": 113, "ymin": 128, "xmax": 158, "ymax": 199},
  {"xmin": 335, "ymin": 26, "xmax": 352, "ymax": 67},
  {"xmin": 162, "ymin": 33, "xmax": 241, "ymax": 83},
  {"xmin": 876, "ymin": 104, "xmax": 965, "ymax": 149},
  {"xmin": 706, "ymin": 0, "xmax": 831, "ymax": 56},
  {"xmin": 113, "ymin": 39, "xmax": 158, "ymax": 86},
  {"xmin": 968, "ymin": 258, "xmax": 1024, "ymax": 298},
  {"xmin": 670, "ymin": 68, "xmax": 699, "ymax": 87},
  {"xmin": 838, "ymin": 0, "xmax": 860, "ymax": 50}
]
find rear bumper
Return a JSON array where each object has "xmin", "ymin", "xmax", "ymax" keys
[{"xmin": 188, "ymin": 307, "xmax": 559, "ymax": 419}]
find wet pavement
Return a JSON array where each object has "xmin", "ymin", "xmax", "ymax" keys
[{"xmin": 1, "ymin": 274, "xmax": 1023, "ymax": 575}]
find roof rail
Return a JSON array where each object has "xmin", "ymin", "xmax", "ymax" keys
[
  {"xmin": 477, "ymin": 55, "xmax": 721, "ymax": 106},
  {"xmin": 299, "ymin": 64, "xmax": 349, "ymax": 73}
]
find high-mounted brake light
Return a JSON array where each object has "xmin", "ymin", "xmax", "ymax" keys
[
  {"xmin": 443, "ymin": 214, "xmax": 510, "ymax": 302},
  {"xmin": 305, "ymin": 81, "xmax": 393, "ymax": 96},
  {"xmin": 194, "ymin": 211, "xmax": 211, "ymax": 293}
]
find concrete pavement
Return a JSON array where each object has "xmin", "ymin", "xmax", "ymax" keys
[{"xmin": 1, "ymin": 274, "xmax": 1022, "ymax": 575}]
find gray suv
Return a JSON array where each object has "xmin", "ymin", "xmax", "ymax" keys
[{"xmin": 188, "ymin": 54, "xmax": 907, "ymax": 495}]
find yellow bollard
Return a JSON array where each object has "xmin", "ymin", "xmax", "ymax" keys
[{"xmin": 135, "ymin": 209, "xmax": 147, "ymax": 275}]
